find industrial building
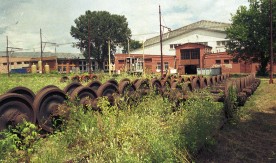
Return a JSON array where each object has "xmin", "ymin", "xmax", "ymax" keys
[{"xmin": 114, "ymin": 20, "xmax": 262, "ymax": 75}]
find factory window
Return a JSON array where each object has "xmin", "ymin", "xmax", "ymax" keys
[
  {"xmin": 224, "ymin": 60, "xmax": 230, "ymax": 64},
  {"xmin": 24, "ymin": 61, "xmax": 29, "ymax": 64},
  {"xmin": 156, "ymin": 62, "xmax": 161, "ymax": 70},
  {"xmin": 17, "ymin": 62, "xmax": 22, "ymax": 64},
  {"xmin": 215, "ymin": 60, "xmax": 221, "ymax": 64},
  {"xmin": 118, "ymin": 60, "xmax": 124, "ymax": 64},
  {"xmin": 164, "ymin": 62, "xmax": 169, "ymax": 70},
  {"xmin": 145, "ymin": 58, "xmax": 152, "ymax": 63},
  {"xmin": 180, "ymin": 49, "xmax": 190, "ymax": 60},
  {"xmin": 3, "ymin": 63, "xmax": 7, "ymax": 65},
  {"xmin": 190, "ymin": 49, "xmax": 200, "ymax": 59},
  {"xmin": 10, "ymin": 62, "xmax": 14, "ymax": 65}
]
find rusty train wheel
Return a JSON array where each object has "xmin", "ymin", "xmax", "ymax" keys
[
  {"xmin": 206, "ymin": 77, "xmax": 212, "ymax": 86},
  {"xmin": 63, "ymin": 82, "xmax": 82, "ymax": 96},
  {"xmin": 71, "ymin": 75, "xmax": 80, "ymax": 82},
  {"xmin": 86, "ymin": 80, "xmax": 102, "ymax": 92},
  {"xmin": 97, "ymin": 83, "xmax": 119, "ymax": 105},
  {"xmin": 192, "ymin": 78, "xmax": 200, "ymax": 91},
  {"xmin": 132, "ymin": 79, "xmax": 140, "ymax": 85},
  {"xmin": 60, "ymin": 76, "xmax": 69, "ymax": 83},
  {"xmin": 6, "ymin": 86, "xmax": 35, "ymax": 103},
  {"xmin": 33, "ymin": 87, "xmax": 67, "ymax": 132},
  {"xmin": 119, "ymin": 78, "xmax": 131, "ymax": 85},
  {"xmin": 106, "ymin": 79, "xmax": 118, "ymax": 87},
  {"xmin": 160, "ymin": 79, "xmax": 171, "ymax": 94},
  {"xmin": 212, "ymin": 76, "xmax": 217, "ymax": 85},
  {"xmin": 135, "ymin": 79, "xmax": 150, "ymax": 95},
  {"xmin": 151, "ymin": 78, "xmax": 162, "ymax": 94},
  {"xmin": 70, "ymin": 86, "xmax": 98, "ymax": 110},
  {"xmin": 81, "ymin": 75, "xmax": 90, "ymax": 82},
  {"xmin": 37, "ymin": 85, "xmax": 59, "ymax": 96},
  {"xmin": 118, "ymin": 81, "xmax": 136, "ymax": 95},
  {"xmin": 200, "ymin": 78, "xmax": 207, "ymax": 88},
  {"xmin": 90, "ymin": 74, "xmax": 98, "ymax": 80},
  {"xmin": 183, "ymin": 82, "xmax": 193, "ymax": 92},
  {"xmin": 0, "ymin": 93, "xmax": 35, "ymax": 131}
]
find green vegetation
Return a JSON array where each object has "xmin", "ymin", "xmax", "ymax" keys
[
  {"xmin": 196, "ymin": 79, "xmax": 276, "ymax": 162},
  {"xmin": 0, "ymin": 74, "xmax": 224, "ymax": 162},
  {"xmin": 226, "ymin": 0, "xmax": 276, "ymax": 76}
]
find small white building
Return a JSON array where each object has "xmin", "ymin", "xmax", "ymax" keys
[{"xmin": 131, "ymin": 20, "xmax": 230, "ymax": 55}]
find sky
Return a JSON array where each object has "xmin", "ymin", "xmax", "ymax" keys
[{"xmin": 0, "ymin": 0, "xmax": 249, "ymax": 53}]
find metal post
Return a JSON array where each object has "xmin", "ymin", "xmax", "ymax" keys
[
  {"xmin": 269, "ymin": 0, "xmax": 274, "ymax": 84},
  {"xmin": 143, "ymin": 40, "xmax": 145, "ymax": 77},
  {"xmin": 159, "ymin": 5, "xmax": 163, "ymax": 77},
  {"xmin": 128, "ymin": 38, "xmax": 130, "ymax": 58},
  {"xmin": 40, "ymin": 28, "xmax": 43, "ymax": 73},
  {"xmin": 88, "ymin": 20, "xmax": 92, "ymax": 75},
  {"xmin": 6, "ymin": 36, "xmax": 10, "ymax": 77},
  {"xmin": 108, "ymin": 39, "xmax": 111, "ymax": 76}
]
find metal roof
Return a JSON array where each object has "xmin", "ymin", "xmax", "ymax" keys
[
  {"xmin": 144, "ymin": 20, "xmax": 230, "ymax": 47},
  {"xmin": 0, "ymin": 52, "xmax": 85, "ymax": 59}
]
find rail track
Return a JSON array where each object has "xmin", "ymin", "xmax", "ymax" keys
[{"xmin": 0, "ymin": 74, "xmax": 260, "ymax": 133}]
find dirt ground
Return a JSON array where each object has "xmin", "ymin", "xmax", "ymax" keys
[{"xmin": 195, "ymin": 79, "xmax": 276, "ymax": 163}]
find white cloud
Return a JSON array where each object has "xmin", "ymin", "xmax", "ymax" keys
[{"xmin": 0, "ymin": 0, "xmax": 249, "ymax": 53}]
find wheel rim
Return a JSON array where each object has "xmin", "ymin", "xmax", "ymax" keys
[
  {"xmin": 33, "ymin": 87, "xmax": 67, "ymax": 132},
  {"xmin": 63, "ymin": 82, "xmax": 82, "ymax": 96},
  {"xmin": 6, "ymin": 86, "xmax": 35, "ymax": 103},
  {"xmin": 86, "ymin": 80, "xmax": 102, "ymax": 92},
  {"xmin": 70, "ymin": 86, "xmax": 98, "ymax": 109},
  {"xmin": 0, "ymin": 93, "xmax": 35, "ymax": 131}
]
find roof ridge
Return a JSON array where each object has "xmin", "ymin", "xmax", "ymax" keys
[{"xmin": 143, "ymin": 20, "xmax": 230, "ymax": 47}]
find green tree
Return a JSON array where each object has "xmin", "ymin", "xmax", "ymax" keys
[
  {"xmin": 121, "ymin": 39, "xmax": 143, "ymax": 54},
  {"xmin": 226, "ymin": 0, "xmax": 276, "ymax": 75},
  {"xmin": 71, "ymin": 11, "xmax": 131, "ymax": 69}
]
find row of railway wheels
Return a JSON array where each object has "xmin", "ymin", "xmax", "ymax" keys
[
  {"xmin": 0, "ymin": 74, "xmax": 257, "ymax": 133},
  {"xmin": 231, "ymin": 74, "xmax": 261, "ymax": 106},
  {"xmin": 60, "ymin": 74, "xmax": 98, "ymax": 83}
]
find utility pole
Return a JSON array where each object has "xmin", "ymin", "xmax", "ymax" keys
[
  {"xmin": 159, "ymin": 5, "xmax": 164, "ymax": 77},
  {"xmin": 88, "ymin": 20, "xmax": 92, "ymax": 75},
  {"xmin": 6, "ymin": 37, "xmax": 23, "ymax": 76},
  {"xmin": 128, "ymin": 38, "xmax": 130, "ymax": 58},
  {"xmin": 108, "ymin": 39, "xmax": 111, "ymax": 76},
  {"xmin": 40, "ymin": 28, "xmax": 43, "ymax": 73},
  {"xmin": 269, "ymin": 0, "xmax": 274, "ymax": 84},
  {"xmin": 6, "ymin": 36, "xmax": 9, "ymax": 77},
  {"xmin": 143, "ymin": 40, "xmax": 145, "ymax": 77}
]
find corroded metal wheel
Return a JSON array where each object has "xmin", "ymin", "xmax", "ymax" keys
[
  {"xmin": 150, "ymin": 78, "xmax": 162, "ymax": 94},
  {"xmin": 119, "ymin": 78, "xmax": 131, "ymax": 85},
  {"xmin": 60, "ymin": 76, "xmax": 69, "ymax": 83},
  {"xmin": 192, "ymin": 78, "xmax": 200, "ymax": 91},
  {"xmin": 135, "ymin": 79, "xmax": 151, "ymax": 96},
  {"xmin": 71, "ymin": 75, "xmax": 80, "ymax": 82},
  {"xmin": 36, "ymin": 85, "xmax": 59, "ymax": 96},
  {"xmin": 90, "ymin": 74, "xmax": 98, "ymax": 80},
  {"xmin": 6, "ymin": 86, "xmax": 35, "ymax": 102},
  {"xmin": 63, "ymin": 82, "xmax": 82, "ymax": 96},
  {"xmin": 86, "ymin": 80, "xmax": 102, "ymax": 92},
  {"xmin": 118, "ymin": 81, "xmax": 136, "ymax": 96},
  {"xmin": 0, "ymin": 93, "xmax": 35, "ymax": 131},
  {"xmin": 70, "ymin": 86, "xmax": 98, "ymax": 110},
  {"xmin": 81, "ymin": 75, "xmax": 90, "ymax": 82},
  {"xmin": 33, "ymin": 87, "xmax": 67, "ymax": 132},
  {"xmin": 200, "ymin": 78, "xmax": 207, "ymax": 88},
  {"xmin": 106, "ymin": 79, "xmax": 118, "ymax": 87},
  {"xmin": 97, "ymin": 83, "xmax": 119, "ymax": 105}
]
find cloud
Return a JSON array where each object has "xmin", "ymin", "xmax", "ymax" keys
[{"xmin": 0, "ymin": 0, "xmax": 249, "ymax": 53}]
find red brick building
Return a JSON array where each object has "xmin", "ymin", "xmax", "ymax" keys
[{"xmin": 115, "ymin": 43, "xmax": 273, "ymax": 75}]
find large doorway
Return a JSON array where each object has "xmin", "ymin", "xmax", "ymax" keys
[{"xmin": 185, "ymin": 65, "xmax": 197, "ymax": 74}]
